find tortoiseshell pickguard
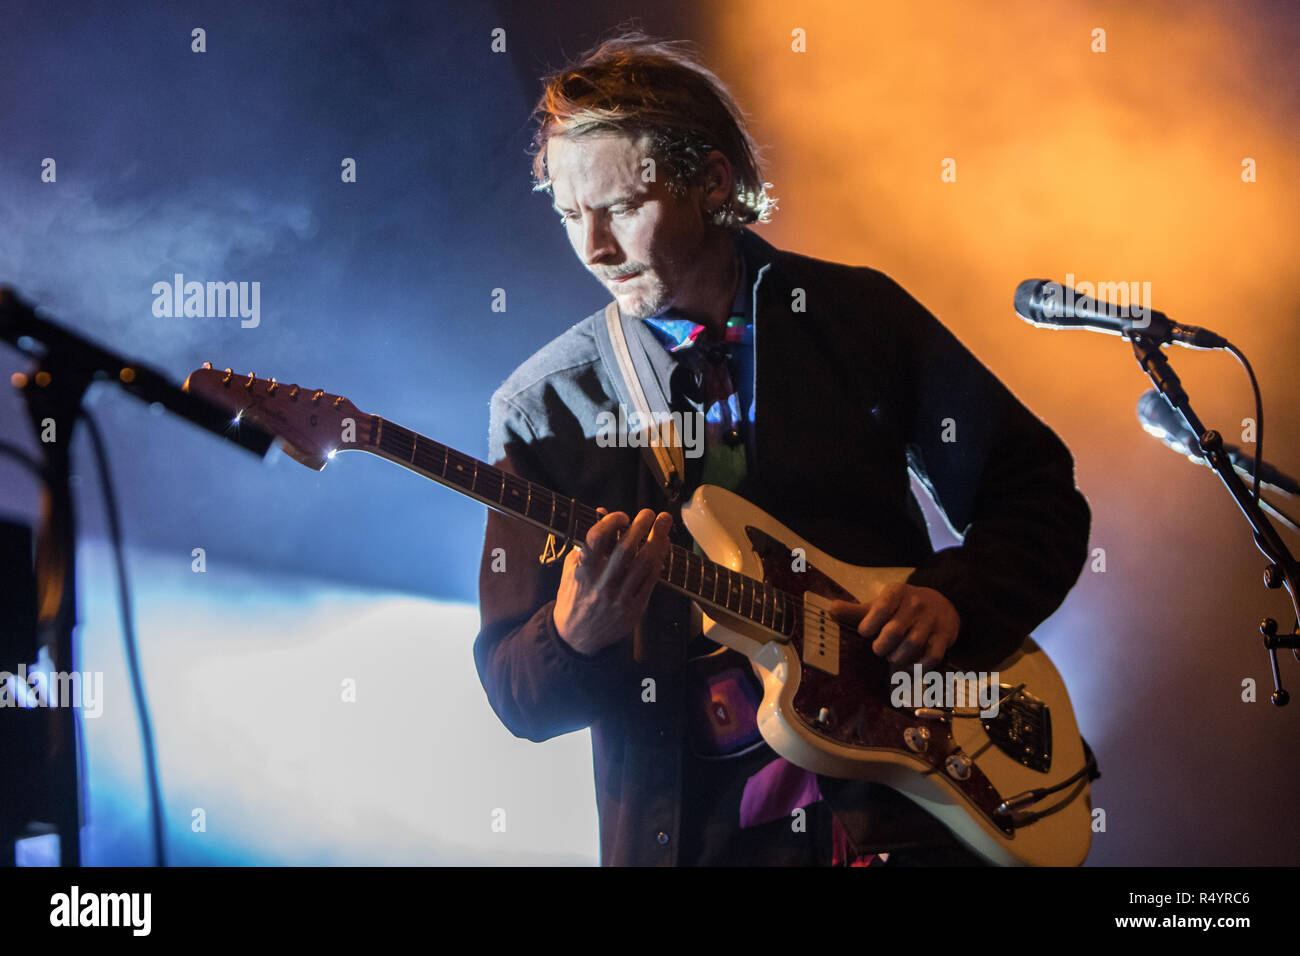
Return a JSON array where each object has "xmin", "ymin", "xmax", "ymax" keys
[{"xmin": 743, "ymin": 525, "xmax": 1012, "ymax": 834}]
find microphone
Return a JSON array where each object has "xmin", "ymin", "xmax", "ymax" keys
[
  {"xmin": 1137, "ymin": 389, "xmax": 1300, "ymax": 496},
  {"xmin": 1015, "ymin": 279, "xmax": 1228, "ymax": 350},
  {"xmin": 1136, "ymin": 388, "xmax": 1203, "ymax": 457}
]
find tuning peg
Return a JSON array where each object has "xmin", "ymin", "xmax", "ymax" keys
[
  {"xmin": 244, "ymin": 372, "xmax": 256, "ymax": 390},
  {"xmin": 202, "ymin": 361, "xmax": 212, "ymax": 370},
  {"xmin": 332, "ymin": 395, "xmax": 343, "ymax": 408},
  {"xmin": 267, "ymin": 378, "xmax": 278, "ymax": 395},
  {"xmin": 311, "ymin": 390, "xmax": 324, "ymax": 403},
  {"xmin": 222, "ymin": 368, "xmax": 233, "ymax": 385},
  {"xmin": 289, "ymin": 385, "xmax": 300, "ymax": 400}
]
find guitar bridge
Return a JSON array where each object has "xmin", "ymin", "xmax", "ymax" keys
[{"xmin": 982, "ymin": 685, "xmax": 1052, "ymax": 772}]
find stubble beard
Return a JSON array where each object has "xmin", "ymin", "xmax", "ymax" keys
[{"xmin": 613, "ymin": 270, "xmax": 673, "ymax": 319}]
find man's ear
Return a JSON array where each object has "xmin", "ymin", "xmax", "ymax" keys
[{"xmin": 699, "ymin": 149, "xmax": 734, "ymax": 215}]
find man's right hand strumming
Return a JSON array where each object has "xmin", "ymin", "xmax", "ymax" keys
[{"xmin": 553, "ymin": 507, "xmax": 674, "ymax": 656}]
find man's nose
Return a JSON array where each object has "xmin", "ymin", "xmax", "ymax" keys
[{"xmin": 581, "ymin": 214, "xmax": 616, "ymax": 264}]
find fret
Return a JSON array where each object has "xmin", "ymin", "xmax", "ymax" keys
[
  {"xmin": 548, "ymin": 493, "xmax": 556, "ymax": 531},
  {"xmin": 449, "ymin": 453, "xmax": 470, "ymax": 489},
  {"xmin": 553, "ymin": 496, "xmax": 571, "ymax": 534},
  {"xmin": 667, "ymin": 547, "xmax": 675, "ymax": 584},
  {"xmin": 500, "ymin": 473, "xmax": 524, "ymax": 513}
]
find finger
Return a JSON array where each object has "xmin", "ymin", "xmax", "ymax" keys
[
  {"xmin": 857, "ymin": 584, "xmax": 906, "ymax": 640},
  {"xmin": 828, "ymin": 599, "xmax": 871, "ymax": 624},
  {"xmin": 624, "ymin": 507, "xmax": 658, "ymax": 546},
  {"xmin": 918, "ymin": 623, "xmax": 959, "ymax": 671},
  {"xmin": 601, "ymin": 509, "xmax": 656, "ymax": 586},
  {"xmin": 563, "ymin": 539, "xmax": 584, "ymax": 576},
  {"xmin": 871, "ymin": 599, "xmax": 926, "ymax": 659},
  {"xmin": 886, "ymin": 618, "xmax": 935, "ymax": 666},
  {"xmin": 586, "ymin": 510, "xmax": 629, "ymax": 558},
  {"xmin": 620, "ymin": 513, "xmax": 673, "ymax": 597},
  {"xmin": 642, "ymin": 512, "xmax": 673, "ymax": 559},
  {"xmin": 627, "ymin": 535, "xmax": 670, "ymax": 608}
]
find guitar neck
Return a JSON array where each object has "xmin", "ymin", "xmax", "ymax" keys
[{"xmin": 363, "ymin": 416, "xmax": 796, "ymax": 640}]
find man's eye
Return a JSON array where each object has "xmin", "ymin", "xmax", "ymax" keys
[{"xmin": 611, "ymin": 205, "xmax": 637, "ymax": 217}]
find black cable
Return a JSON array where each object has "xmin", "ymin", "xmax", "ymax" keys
[
  {"xmin": 995, "ymin": 739, "xmax": 1100, "ymax": 819},
  {"xmin": 80, "ymin": 411, "xmax": 167, "ymax": 867},
  {"xmin": 1222, "ymin": 342, "xmax": 1299, "ymax": 659},
  {"xmin": 1225, "ymin": 342, "xmax": 1263, "ymax": 506}
]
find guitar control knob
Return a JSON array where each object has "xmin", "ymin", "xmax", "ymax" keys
[
  {"xmin": 944, "ymin": 752, "xmax": 973, "ymax": 781},
  {"xmin": 816, "ymin": 707, "xmax": 832, "ymax": 728},
  {"xmin": 903, "ymin": 726, "xmax": 931, "ymax": 753}
]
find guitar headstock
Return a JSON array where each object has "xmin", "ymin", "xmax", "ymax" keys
[{"xmin": 182, "ymin": 364, "xmax": 370, "ymax": 471}]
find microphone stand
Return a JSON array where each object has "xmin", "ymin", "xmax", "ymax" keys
[
  {"xmin": 1130, "ymin": 333, "xmax": 1300, "ymax": 705},
  {"xmin": 0, "ymin": 286, "xmax": 273, "ymax": 864}
]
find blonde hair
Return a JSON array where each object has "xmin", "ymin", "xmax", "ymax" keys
[{"xmin": 528, "ymin": 30, "xmax": 775, "ymax": 227}]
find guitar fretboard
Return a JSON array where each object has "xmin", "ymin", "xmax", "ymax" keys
[{"xmin": 370, "ymin": 416, "xmax": 799, "ymax": 638}]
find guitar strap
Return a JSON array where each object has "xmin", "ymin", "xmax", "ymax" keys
[
  {"xmin": 594, "ymin": 299, "xmax": 685, "ymax": 503},
  {"xmin": 540, "ymin": 301, "xmax": 685, "ymax": 568},
  {"xmin": 588, "ymin": 300, "xmax": 690, "ymax": 668}
]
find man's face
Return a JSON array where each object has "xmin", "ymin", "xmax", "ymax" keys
[{"xmin": 547, "ymin": 131, "xmax": 708, "ymax": 319}]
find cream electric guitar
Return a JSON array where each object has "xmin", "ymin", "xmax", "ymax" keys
[{"xmin": 184, "ymin": 364, "xmax": 1097, "ymax": 866}]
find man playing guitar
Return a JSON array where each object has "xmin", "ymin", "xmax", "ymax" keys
[{"xmin": 473, "ymin": 31, "xmax": 1091, "ymax": 866}]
